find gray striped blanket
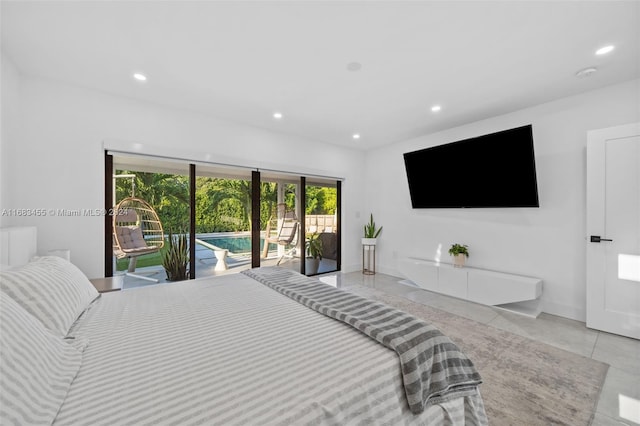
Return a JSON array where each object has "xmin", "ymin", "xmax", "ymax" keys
[{"xmin": 242, "ymin": 267, "xmax": 483, "ymax": 415}]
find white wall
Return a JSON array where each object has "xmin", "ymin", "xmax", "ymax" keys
[
  {"xmin": 4, "ymin": 50, "xmax": 638, "ymax": 322},
  {"xmin": 0, "ymin": 66, "xmax": 365, "ymax": 278},
  {"xmin": 365, "ymin": 78, "xmax": 640, "ymax": 321},
  {"xmin": 0, "ymin": 53, "xmax": 22, "ymax": 227}
]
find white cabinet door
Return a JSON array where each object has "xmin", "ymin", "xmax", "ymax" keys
[
  {"xmin": 397, "ymin": 258, "xmax": 438, "ymax": 292},
  {"xmin": 586, "ymin": 123, "xmax": 640, "ymax": 339},
  {"xmin": 438, "ymin": 267, "xmax": 467, "ymax": 299},
  {"xmin": 467, "ymin": 270, "xmax": 541, "ymax": 306}
]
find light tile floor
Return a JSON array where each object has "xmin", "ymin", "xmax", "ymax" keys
[{"xmin": 331, "ymin": 271, "xmax": 640, "ymax": 426}]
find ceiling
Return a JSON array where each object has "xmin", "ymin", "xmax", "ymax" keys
[{"xmin": 2, "ymin": 1, "xmax": 639, "ymax": 150}]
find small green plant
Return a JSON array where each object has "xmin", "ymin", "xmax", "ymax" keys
[
  {"xmin": 448, "ymin": 243, "xmax": 469, "ymax": 258},
  {"xmin": 305, "ymin": 233, "xmax": 323, "ymax": 259},
  {"xmin": 162, "ymin": 230, "xmax": 190, "ymax": 281},
  {"xmin": 363, "ymin": 213, "xmax": 383, "ymax": 238}
]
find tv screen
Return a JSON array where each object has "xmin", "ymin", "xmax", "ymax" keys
[{"xmin": 403, "ymin": 125, "xmax": 539, "ymax": 208}]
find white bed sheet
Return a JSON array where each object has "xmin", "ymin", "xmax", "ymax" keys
[{"xmin": 54, "ymin": 273, "xmax": 486, "ymax": 425}]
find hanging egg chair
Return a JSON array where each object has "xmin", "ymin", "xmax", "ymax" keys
[{"xmin": 112, "ymin": 197, "xmax": 164, "ymax": 282}]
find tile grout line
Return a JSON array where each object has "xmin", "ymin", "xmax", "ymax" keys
[
  {"xmin": 590, "ymin": 331, "xmax": 601, "ymax": 359},
  {"xmin": 485, "ymin": 311, "xmax": 501, "ymax": 327}
]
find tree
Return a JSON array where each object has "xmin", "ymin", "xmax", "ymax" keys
[
  {"xmin": 305, "ymin": 186, "xmax": 336, "ymax": 214},
  {"xmin": 115, "ymin": 171, "xmax": 190, "ymax": 232},
  {"xmin": 114, "ymin": 172, "xmax": 337, "ymax": 234}
]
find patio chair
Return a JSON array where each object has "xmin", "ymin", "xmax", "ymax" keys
[
  {"xmin": 112, "ymin": 197, "xmax": 164, "ymax": 282},
  {"xmin": 262, "ymin": 207, "xmax": 299, "ymax": 265}
]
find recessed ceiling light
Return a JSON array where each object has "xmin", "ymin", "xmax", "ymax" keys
[
  {"xmin": 133, "ymin": 73, "xmax": 147, "ymax": 81},
  {"xmin": 352, "ymin": 133, "xmax": 361, "ymax": 140},
  {"xmin": 595, "ymin": 45, "xmax": 615, "ymax": 56},
  {"xmin": 273, "ymin": 112, "xmax": 283, "ymax": 119},
  {"xmin": 347, "ymin": 62, "xmax": 362, "ymax": 72},
  {"xmin": 575, "ymin": 67, "xmax": 598, "ymax": 78},
  {"xmin": 431, "ymin": 105, "xmax": 442, "ymax": 112}
]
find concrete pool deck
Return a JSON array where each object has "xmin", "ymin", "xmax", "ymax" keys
[
  {"xmin": 117, "ymin": 233, "xmax": 337, "ymax": 290},
  {"xmin": 116, "ymin": 243, "xmax": 297, "ymax": 289}
]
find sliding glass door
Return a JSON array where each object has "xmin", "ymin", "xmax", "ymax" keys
[{"xmin": 107, "ymin": 152, "xmax": 341, "ymax": 280}]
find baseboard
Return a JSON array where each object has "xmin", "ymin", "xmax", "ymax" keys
[
  {"xmin": 540, "ymin": 299, "xmax": 586, "ymax": 322},
  {"xmin": 377, "ymin": 265, "xmax": 401, "ymax": 277},
  {"xmin": 340, "ymin": 263, "xmax": 362, "ymax": 274}
]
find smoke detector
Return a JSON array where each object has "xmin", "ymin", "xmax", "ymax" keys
[{"xmin": 575, "ymin": 67, "xmax": 598, "ymax": 78}]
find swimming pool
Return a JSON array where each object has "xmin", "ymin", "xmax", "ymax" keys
[{"xmin": 199, "ymin": 235, "xmax": 276, "ymax": 254}]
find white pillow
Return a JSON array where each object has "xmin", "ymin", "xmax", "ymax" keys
[
  {"xmin": 0, "ymin": 256, "xmax": 99, "ymax": 336},
  {"xmin": 0, "ymin": 292, "xmax": 83, "ymax": 425}
]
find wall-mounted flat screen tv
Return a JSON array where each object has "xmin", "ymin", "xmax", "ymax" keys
[{"xmin": 403, "ymin": 124, "xmax": 539, "ymax": 208}]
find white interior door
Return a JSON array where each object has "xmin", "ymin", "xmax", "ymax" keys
[{"xmin": 586, "ymin": 122, "xmax": 640, "ymax": 339}]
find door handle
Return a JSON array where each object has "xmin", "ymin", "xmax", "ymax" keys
[{"xmin": 590, "ymin": 235, "xmax": 613, "ymax": 243}]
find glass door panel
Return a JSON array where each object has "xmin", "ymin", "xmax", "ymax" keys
[
  {"xmin": 195, "ymin": 164, "xmax": 253, "ymax": 276},
  {"xmin": 113, "ymin": 156, "xmax": 190, "ymax": 287},
  {"xmin": 259, "ymin": 173, "xmax": 302, "ymax": 271},
  {"xmin": 304, "ymin": 180, "xmax": 339, "ymax": 276}
]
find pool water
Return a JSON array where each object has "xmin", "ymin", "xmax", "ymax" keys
[{"xmin": 200, "ymin": 236, "xmax": 276, "ymax": 254}]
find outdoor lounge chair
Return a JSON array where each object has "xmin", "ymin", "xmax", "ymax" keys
[
  {"xmin": 112, "ymin": 197, "xmax": 164, "ymax": 282},
  {"xmin": 262, "ymin": 207, "xmax": 299, "ymax": 265}
]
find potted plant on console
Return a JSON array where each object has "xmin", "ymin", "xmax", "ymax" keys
[
  {"xmin": 448, "ymin": 243, "xmax": 469, "ymax": 268},
  {"xmin": 305, "ymin": 233, "xmax": 323, "ymax": 275}
]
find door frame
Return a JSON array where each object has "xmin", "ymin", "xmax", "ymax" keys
[{"xmin": 586, "ymin": 122, "xmax": 640, "ymax": 338}]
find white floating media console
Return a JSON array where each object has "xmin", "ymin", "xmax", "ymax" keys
[{"xmin": 398, "ymin": 257, "xmax": 543, "ymax": 318}]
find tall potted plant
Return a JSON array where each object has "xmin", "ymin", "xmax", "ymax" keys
[
  {"xmin": 362, "ymin": 213, "xmax": 383, "ymax": 245},
  {"xmin": 305, "ymin": 233, "xmax": 323, "ymax": 275},
  {"xmin": 162, "ymin": 230, "xmax": 190, "ymax": 281}
]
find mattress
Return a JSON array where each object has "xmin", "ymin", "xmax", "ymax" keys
[{"xmin": 53, "ymin": 272, "xmax": 487, "ymax": 425}]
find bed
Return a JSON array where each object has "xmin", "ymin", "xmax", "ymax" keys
[{"xmin": 0, "ymin": 227, "xmax": 488, "ymax": 425}]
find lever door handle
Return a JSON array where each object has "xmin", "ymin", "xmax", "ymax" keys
[{"xmin": 590, "ymin": 235, "xmax": 613, "ymax": 243}]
